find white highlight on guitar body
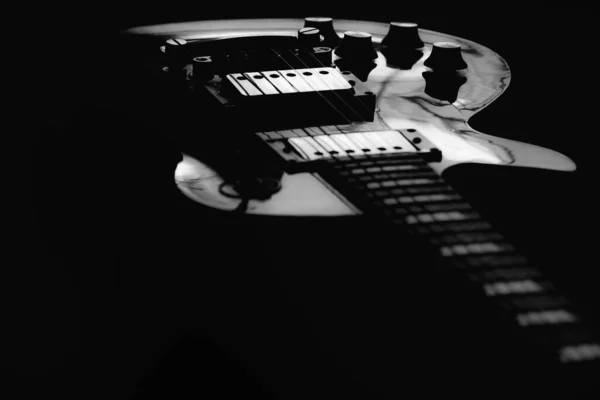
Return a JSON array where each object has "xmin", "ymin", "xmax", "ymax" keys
[{"xmin": 175, "ymin": 154, "xmax": 356, "ymax": 215}]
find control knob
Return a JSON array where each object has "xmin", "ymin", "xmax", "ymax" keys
[
  {"xmin": 423, "ymin": 42, "xmax": 468, "ymax": 71},
  {"xmin": 334, "ymin": 31, "xmax": 377, "ymax": 61},
  {"xmin": 304, "ymin": 17, "xmax": 340, "ymax": 45}
]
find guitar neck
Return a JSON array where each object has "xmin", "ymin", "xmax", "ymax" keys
[{"xmin": 318, "ymin": 152, "xmax": 599, "ymax": 390}]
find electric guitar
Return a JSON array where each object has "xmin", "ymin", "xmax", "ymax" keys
[{"xmin": 121, "ymin": 17, "xmax": 599, "ymax": 397}]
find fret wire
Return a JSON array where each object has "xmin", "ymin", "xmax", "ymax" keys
[{"xmin": 318, "ymin": 152, "xmax": 600, "ymax": 368}]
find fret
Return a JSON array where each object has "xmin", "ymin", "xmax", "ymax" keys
[
  {"xmin": 382, "ymin": 164, "xmax": 425, "ymax": 173},
  {"xmin": 439, "ymin": 241, "xmax": 515, "ymax": 257},
  {"xmin": 423, "ymin": 201, "xmax": 473, "ymax": 213},
  {"xmin": 404, "ymin": 211, "xmax": 481, "ymax": 225},
  {"xmin": 497, "ymin": 294, "xmax": 572, "ymax": 312},
  {"xmin": 453, "ymin": 253, "xmax": 529, "ymax": 269},
  {"xmin": 559, "ymin": 343, "xmax": 600, "ymax": 363},
  {"xmin": 400, "ymin": 185, "xmax": 456, "ymax": 196},
  {"xmin": 483, "ymin": 279, "xmax": 553, "ymax": 296},
  {"xmin": 430, "ymin": 231, "xmax": 504, "ymax": 246},
  {"xmin": 318, "ymin": 152, "xmax": 600, "ymax": 372},
  {"xmin": 516, "ymin": 309, "xmax": 578, "ymax": 327},
  {"xmin": 466, "ymin": 266, "xmax": 542, "ymax": 283}
]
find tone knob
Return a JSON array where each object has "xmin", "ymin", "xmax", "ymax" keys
[
  {"xmin": 164, "ymin": 38, "xmax": 187, "ymax": 56},
  {"xmin": 423, "ymin": 70, "xmax": 467, "ymax": 103},
  {"xmin": 192, "ymin": 56, "xmax": 214, "ymax": 82},
  {"xmin": 298, "ymin": 27, "xmax": 321, "ymax": 47},
  {"xmin": 304, "ymin": 17, "xmax": 340, "ymax": 45},
  {"xmin": 334, "ymin": 59, "xmax": 376, "ymax": 82},
  {"xmin": 312, "ymin": 46, "xmax": 333, "ymax": 67},
  {"xmin": 382, "ymin": 22, "xmax": 424, "ymax": 50},
  {"xmin": 334, "ymin": 31, "xmax": 378, "ymax": 61},
  {"xmin": 164, "ymin": 38, "xmax": 188, "ymax": 67},
  {"xmin": 423, "ymin": 42, "xmax": 468, "ymax": 71}
]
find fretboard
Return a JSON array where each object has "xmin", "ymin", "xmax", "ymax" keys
[{"xmin": 318, "ymin": 152, "xmax": 599, "ymax": 392}]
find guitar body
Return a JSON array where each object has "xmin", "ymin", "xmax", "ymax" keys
[
  {"xmin": 119, "ymin": 18, "xmax": 598, "ymax": 398},
  {"xmin": 126, "ymin": 19, "xmax": 574, "ymax": 215}
]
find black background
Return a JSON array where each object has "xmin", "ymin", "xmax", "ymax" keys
[{"xmin": 12, "ymin": 4, "xmax": 599, "ymax": 399}]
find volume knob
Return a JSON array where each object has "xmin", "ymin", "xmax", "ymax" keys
[
  {"xmin": 298, "ymin": 27, "xmax": 321, "ymax": 47},
  {"xmin": 382, "ymin": 22, "xmax": 424, "ymax": 50},
  {"xmin": 423, "ymin": 70, "xmax": 467, "ymax": 102},
  {"xmin": 164, "ymin": 38, "xmax": 187, "ymax": 58},
  {"xmin": 334, "ymin": 31, "xmax": 378, "ymax": 61},
  {"xmin": 381, "ymin": 22, "xmax": 424, "ymax": 69},
  {"xmin": 164, "ymin": 38, "xmax": 188, "ymax": 69},
  {"xmin": 304, "ymin": 17, "xmax": 339, "ymax": 45},
  {"xmin": 423, "ymin": 42, "xmax": 468, "ymax": 71}
]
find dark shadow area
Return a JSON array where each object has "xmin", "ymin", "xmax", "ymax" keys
[
  {"xmin": 13, "ymin": 5, "xmax": 599, "ymax": 399},
  {"xmin": 132, "ymin": 335, "xmax": 272, "ymax": 399}
]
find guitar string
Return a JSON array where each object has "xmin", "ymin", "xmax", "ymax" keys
[
  {"xmin": 195, "ymin": 35, "xmax": 600, "ymax": 370},
  {"xmin": 296, "ymin": 44, "xmax": 454, "ymax": 209},
  {"xmin": 268, "ymin": 45, "xmax": 396, "ymax": 264},
  {"xmin": 290, "ymin": 46, "xmax": 404, "ymax": 159},
  {"xmin": 271, "ymin": 45, "xmax": 426, "ymax": 226},
  {"xmin": 222, "ymin": 37, "xmax": 416, "ymax": 207},
  {"xmin": 270, "ymin": 46, "xmax": 382, "ymax": 161},
  {"xmin": 283, "ymin": 41, "xmax": 475, "ymax": 230},
  {"xmin": 284, "ymin": 46, "xmax": 395, "ymax": 159},
  {"xmin": 283, "ymin": 47, "xmax": 380, "ymax": 158},
  {"xmin": 279, "ymin": 42, "xmax": 425, "ymax": 212},
  {"xmin": 283, "ymin": 43, "xmax": 411, "ymax": 162},
  {"xmin": 284, "ymin": 41, "xmax": 599, "ymax": 359},
  {"xmin": 215, "ymin": 43, "xmax": 362, "ymax": 203}
]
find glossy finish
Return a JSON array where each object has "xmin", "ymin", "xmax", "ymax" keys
[
  {"xmin": 334, "ymin": 31, "xmax": 378, "ymax": 60},
  {"xmin": 423, "ymin": 42, "xmax": 468, "ymax": 71},
  {"xmin": 125, "ymin": 19, "xmax": 576, "ymax": 216},
  {"xmin": 381, "ymin": 22, "xmax": 424, "ymax": 50},
  {"xmin": 303, "ymin": 17, "xmax": 340, "ymax": 45}
]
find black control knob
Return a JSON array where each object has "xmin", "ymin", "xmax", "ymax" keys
[
  {"xmin": 334, "ymin": 59, "xmax": 376, "ymax": 82},
  {"xmin": 298, "ymin": 27, "xmax": 321, "ymax": 47},
  {"xmin": 164, "ymin": 38, "xmax": 188, "ymax": 69},
  {"xmin": 381, "ymin": 22, "xmax": 424, "ymax": 69},
  {"xmin": 423, "ymin": 42, "xmax": 468, "ymax": 71},
  {"xmin": 192, "ymin": 56, "xmax": 214, "ymax": 82},
  {"xmin": 304, "ymin": 17, "xmax": 340, "ymax": 45},
  {"xmin": 312, "ymin": 46, "xmax": 333, "ymax": 67},
  {"xmin": 164, "ymin": 38, "xmax": 187, "ymax": 57},
  {"xmin": 334, "ymin": 31, "xmax": 378, "ymax": 61},
  {"xmin": 423, "ymin": 70, "xmax": 467, "ymax": 103},
  {"xmin": 382, "ymin": 22, "xmax": 424, "ymax": 50}
]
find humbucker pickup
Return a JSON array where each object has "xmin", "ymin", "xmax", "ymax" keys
[
  {"xmin": 223, "ymin": 68, "xmax": 353, "ymax": 97},
  {"xmin": 256, "ymin": 129, "xmax": 442, "ymax": 173},
  {"xmin": 209, "ymin": 67, "xmax": 375, "ymax": 130}
]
